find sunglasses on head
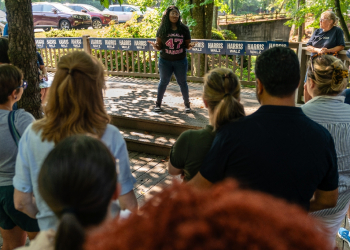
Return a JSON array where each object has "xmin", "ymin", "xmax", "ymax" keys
[{"xmin": 17, "ymin": 80, "xmax": 28, "ymax": 90}]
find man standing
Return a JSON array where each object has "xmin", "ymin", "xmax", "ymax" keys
[{"xmin": 189, "ymin": 47, "xmax": 338, "ymax": 212}]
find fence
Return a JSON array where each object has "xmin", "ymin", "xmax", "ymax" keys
[
  {"xmin": 218, "ymin": 12, "xmax": 288, "ymax": 25},
  {"xmin": 35, "ymin": 36, "xmax": 349, "ymax": 104}
]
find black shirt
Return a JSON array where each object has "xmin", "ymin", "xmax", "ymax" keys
[
  {"xmin": 200, "ymin": 105, "xmax": 338, "ymax": 210},
  {"xmin": 156, "ymin": 24, "xmax": 191, "ymax": 61},
  {"xmin": 306, "ymin": 26, "xmax": 345, "ymax": 56}
]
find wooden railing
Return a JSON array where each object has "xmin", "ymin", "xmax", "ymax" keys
[
  {"xmin": 36, "ymin": 36, "xmax": 295, "ymax": 88},
  {"xmin": 36, "ymin": 36, "xmax": 350, "ymax": 104},
  {"xmin": 218, "ymin": 12, "xmax": 288, "ymax": 25}
]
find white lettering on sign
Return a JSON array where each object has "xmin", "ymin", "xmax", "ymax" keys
[
  {"xmin": 59, "ymin": 39, "xmax": 69, "ymax": 45},
  {"xmin": 229, "ymin": 49, "xmax": 242, "ymax": 54},
  {"xmin": 119, "ymin": 40, "xmax": 132, "ymax": 46},
  {"xmin": 36, "ymin": 40, "xmax": 44, "ymax": 45},
  {"xmin": 210, "ymin": 49, "xmax": 221, "ymax": 53},
  {"xmin": 248, "ymin": 43, "xmax": 264, "ymax": 50},
  {"xmin": 105, "ymin": 40, "xmax": 117, "ymax": 46},
  {"xmin": 47, "ymin": 40, "xmax": 56, "ymax": 45},
  {"xmin": 227, "ymin": 43, "xmax": 244, "ymax": 50},
  {"xmin": 91, "ymin": 40, "xmax": 102, "ymax": 45},
  {"xmin": 135, "ymin": 40, "xmax": 147, "ymax": 46},
  {"xmin": 208, "ymin": 43, "xmax": 223, "ymax": 49},
  {"xmin": 194, "ymin": 42, "xmax": 205, "ymax": 48},
  {"xmin": 268, "ymin": 43, "xmax": 287, "ymax": 49},
  {"xmin": 71, "ymin": 39, "xmax": 81, "ymax": 45}
]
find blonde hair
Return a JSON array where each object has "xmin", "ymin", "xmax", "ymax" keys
[
  {"xmin": 203, "ymin": 68, "xmax": 245, "ymax": 130},
  {"xmin": 322, "ymin": 11, "xmax": 338, "ymax": 25},
  {"xmin": 307, "ymin": 55, "xmax": 348, "ymax": 95},
  {"xmin": 33, "ymin": 51, "xmax": 110, "ymax": 144}
]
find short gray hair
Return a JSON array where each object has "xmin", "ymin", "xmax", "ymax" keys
[{"xmin": 322, "ymin": 11, "xmax": 338, "ymax": 25}]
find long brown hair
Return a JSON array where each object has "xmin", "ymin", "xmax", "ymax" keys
[
  {"xmin": 203, "ymin": 68, "xmax": 245, "ymax": 130},
  {"xmin": 33, "ymin": 51, "xmax": 110, "ymax": 143}
]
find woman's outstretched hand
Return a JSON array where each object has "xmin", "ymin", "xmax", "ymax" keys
[
  {"xmin": 148, "ymin": 41, "xmax": 160, "ymax": 51},
  {"xmin": 187, "ymin": 42, "xmax": 197, "ymax": 50}
]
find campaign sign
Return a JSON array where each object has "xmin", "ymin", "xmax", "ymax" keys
[
  {"xmin": 226, "ymin": 41, "xmax": 246, "ymax": 55},
  {"xmin": 187, "ymin": 39, "xmax": 206, "ymax": 54},
  {"xmin": 118, "ymin": 39, "xmax": 132, "ymax": 50},
  {"xmin": 267, "ymin": 41, "xmax": 289, "ymax": 49},
  {"xmin": 206, "ymin": 40, "xmax": 226, "ymax": 54},
  {"xmin": 148, "ymin": 39, "xmax": 157, "ymax": 51},
  {"xmin": 90, "ymin": 38, "xmax": 104, "ymax": 50},
  {"xmin": 70, "ymin": 38, "xmax": 83, "ymax": 49},
  {"xmin": 131, "ymin": 39, "xmax": 149, "ymax": 51},
  {"xmin": 46, "ymin": 38, "xmax": 58, "ymax": 49},
  {"xmin": 245, "ymin": 42, "xmax": 266, "ymax": 55},
  {"xmin": 56, "ymin": 38, "xmax": 70, "ymax": 49},
  {"xmin": 35, "ymin": 39, "xmax": 46, "ymax": 49},
  {"xmin": 103, "ymin": 39, "xmax": 118, "ymax": 50}
]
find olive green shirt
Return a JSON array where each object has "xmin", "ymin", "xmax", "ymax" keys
[{"xmin": 169, "ymin": 125, "xmax": 216, "ymax": 181}]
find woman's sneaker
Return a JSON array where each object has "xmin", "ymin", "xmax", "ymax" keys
[
  {"xmin": 338, "ymin": 228, "xmax": 350, "ymax": 247},
  {"xmin": 154, "ymin": 102, "xmax": 161, "ymax": 112},
  {"xmin": 185, "ymin": 102, "xmax": 191, "ymax": 113}
]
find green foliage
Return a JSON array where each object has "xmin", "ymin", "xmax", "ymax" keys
[
  {"xmin": 99, "ymin": 11, "xmax": 161, "ymax": 38},
  {"xmin": 211, "ymin": 29, "xmax": 225, "ymax": 40},
  {"xmin": 211, "ymin": 28, "xmax": 237, "ymax": 40},
  {"xmin": 45, "ymin": 28, "xmax": 82, "ymax": 38},
  {"xmin": 220, "ymin": 29, "xmax": 237, "ymax": 40}
]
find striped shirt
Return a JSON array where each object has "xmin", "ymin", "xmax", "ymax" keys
[{"xmin": 302, "ymin": 95, "xmax": 350, "ymax": 216}]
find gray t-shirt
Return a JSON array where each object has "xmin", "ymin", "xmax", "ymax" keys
[{"xmin": 0, "ymin": 109, "xmax": 35, "ymax": 186}]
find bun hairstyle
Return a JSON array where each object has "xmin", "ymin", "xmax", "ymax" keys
[
  {"xmin": 38, "ymin": 135, "xmax": 117, "ymax": 250},
  {"xmin": 307, "ymin": 55, "xmax": 348, "ymax": 95},
  {"xmin": 203, "ymin": 68, "xmax": 245, "ymax": 130},
  {"xmin": 33, "ymin": 51, "xmax": 110, "ymax": 144}
]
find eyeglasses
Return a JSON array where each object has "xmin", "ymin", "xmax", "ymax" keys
[
  {"xmin": 320, "ymin": 18, "xmax": 330, "ymax": 22},
  {"xmin": 17, "ymin": 80, "xmax": 28, "ymax": 90},
  {"xmin": 169, "ymin": 11, "xmax": 180, "ymax": 17}
]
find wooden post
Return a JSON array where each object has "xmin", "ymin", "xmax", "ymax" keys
[
  {"xmin": 82, "ymin": 35, "xmax": 91, "ymax": 55},
  {"xmin": 296, "ymin": 43, "xmax": 307, "ymax": 104}
]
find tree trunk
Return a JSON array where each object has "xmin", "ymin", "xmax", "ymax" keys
[
  {"xmin": 5, "ymin": 0, "xmax": 42, "ymax": 119},
  {"xmin": 212, "ymin": 6, "xmax": 218, "ymax": 29},
  {"xmin": 192, "ymin": 0, "xmax": 213, "ymax": 77},
  {"xmin": 234, "ymin": 0, "xmax": 239, "ymax": 15},
  {"xmin": 230, "ymin": 0, "xmax": 234, "ymax": 14},
  {"xmin": 297, "ymin": 0, "xmax": 305, "ymax": 42},
  {"xmin": 334, "ymin": 0, "xmax": 350, "ymax": 41}
]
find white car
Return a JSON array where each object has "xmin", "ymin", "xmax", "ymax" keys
[{"xmin": 103, "ymin": 4, "xmax": 147, "ymax": 22}]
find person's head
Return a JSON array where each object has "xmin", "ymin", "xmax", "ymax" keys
[
  {"xmin": 306, "ymin": 55, "xmax": 348, "ymax": 97},
  {"xmin": 158, "ymin": 6, "xmax": 182, "ymax": 38},
  {"xmin": 255, "ymin": 47, "xmax": 300, "ymax": 102},
  {"xmin": 38, "ymin": 135, "xmax": 118, "ymax": 250},
  {"xmin": 320, "ymin": 11, "xmax": 337, "ymax": 31},
  {"xmin": 0, "ymin": 37, "xmax": 10, "ymax": 64},
  {"xmin": 33, "ymin": 51, "xmax": 110, "ymax": 144},
  {"xmin": 0, "ymin": 64, "xmax": 25, "ymax": 106},
  {"xmin": 84, "ymin": 179, "xmax": 331, "ymax": 250},
  {"xmin": 203, "ymin": 68, "xmax": 245, "ymax": 130}
]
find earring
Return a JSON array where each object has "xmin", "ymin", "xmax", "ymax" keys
[{"xmin": 15, "ymin": 96, "xmax": 17, "ymax": 99}]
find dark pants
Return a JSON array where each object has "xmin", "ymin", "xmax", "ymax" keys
[{"xmin": 157, "ymin": 57, "xmax": 189, "ymax": 104}]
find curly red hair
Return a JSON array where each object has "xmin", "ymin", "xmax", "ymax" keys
[{"xmin": 85, "ymin": 179, "xmax": 331, "ymax": 250}]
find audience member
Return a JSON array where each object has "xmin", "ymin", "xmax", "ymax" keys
[
  {"xmin": 302, "ymin": 55, "xmax": 350, "ymax": 247},
  {"xmin": 36, "ymin": 51, "xmax": 51, "ymax": 103},
  {"xmin": 0, "ymin": 65, "xmax": 39, "ymax": 249},
  {"xmin": 16, "ymin": 135, "xmax": 119, "ymax": 250},
  {"xmin": 13, "ymin": 51, "xmax": 137, "ymax": 231},
  {"xmin": 189, "ymin": 47, "xmax": 338, "ymax": 213},
  {"xmin": 168, "ymin": 68, "xmax": 245, "ymax": 181},
  {"xmin": 84, "ymin": 180, "xmax": 332, "ymax": 250}
]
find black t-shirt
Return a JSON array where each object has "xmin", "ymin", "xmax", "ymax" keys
[
  {"xmin": 156, "ymin": 24, "xmax": 191, "ymax": 61},
  {"xmin": 200, "ymin": 105, "xmax": 338, "ymax": 210},
  {"xmin": 306, "ymin": 26, "xmax": 345, "ymax": 56}
]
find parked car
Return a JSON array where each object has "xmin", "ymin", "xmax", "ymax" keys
[
  {"xmin": 103, "ymin": 4, "xmax": 145, "ymax": 22},
  {"xmin": 65, "ymin": 3, "xmax": 118, "ymax": 29},
  {"xmin": 32, "ymin": 2, "xmax": 92, "ymax": 30}
]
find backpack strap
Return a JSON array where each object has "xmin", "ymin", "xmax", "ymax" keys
[{"xmin": 8, "ymin": 110, "xmax": 21, "ymax": 147}]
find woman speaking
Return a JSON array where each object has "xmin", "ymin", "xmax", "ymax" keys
[{"xmin": 149, "ymin": 6, "xmax": 196, "ymax": 113}]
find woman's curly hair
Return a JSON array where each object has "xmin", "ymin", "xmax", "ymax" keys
[
  {"xmin": 307, "ymin": 55, "xmax": 348, "ymax": 95},
  {"xmin": 84, "ymin": 179, "xmax": 331, "ymax": 250},
  {"xmin": 157, "ymin": 6, "xmax": 186, "ymax": 39}
]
